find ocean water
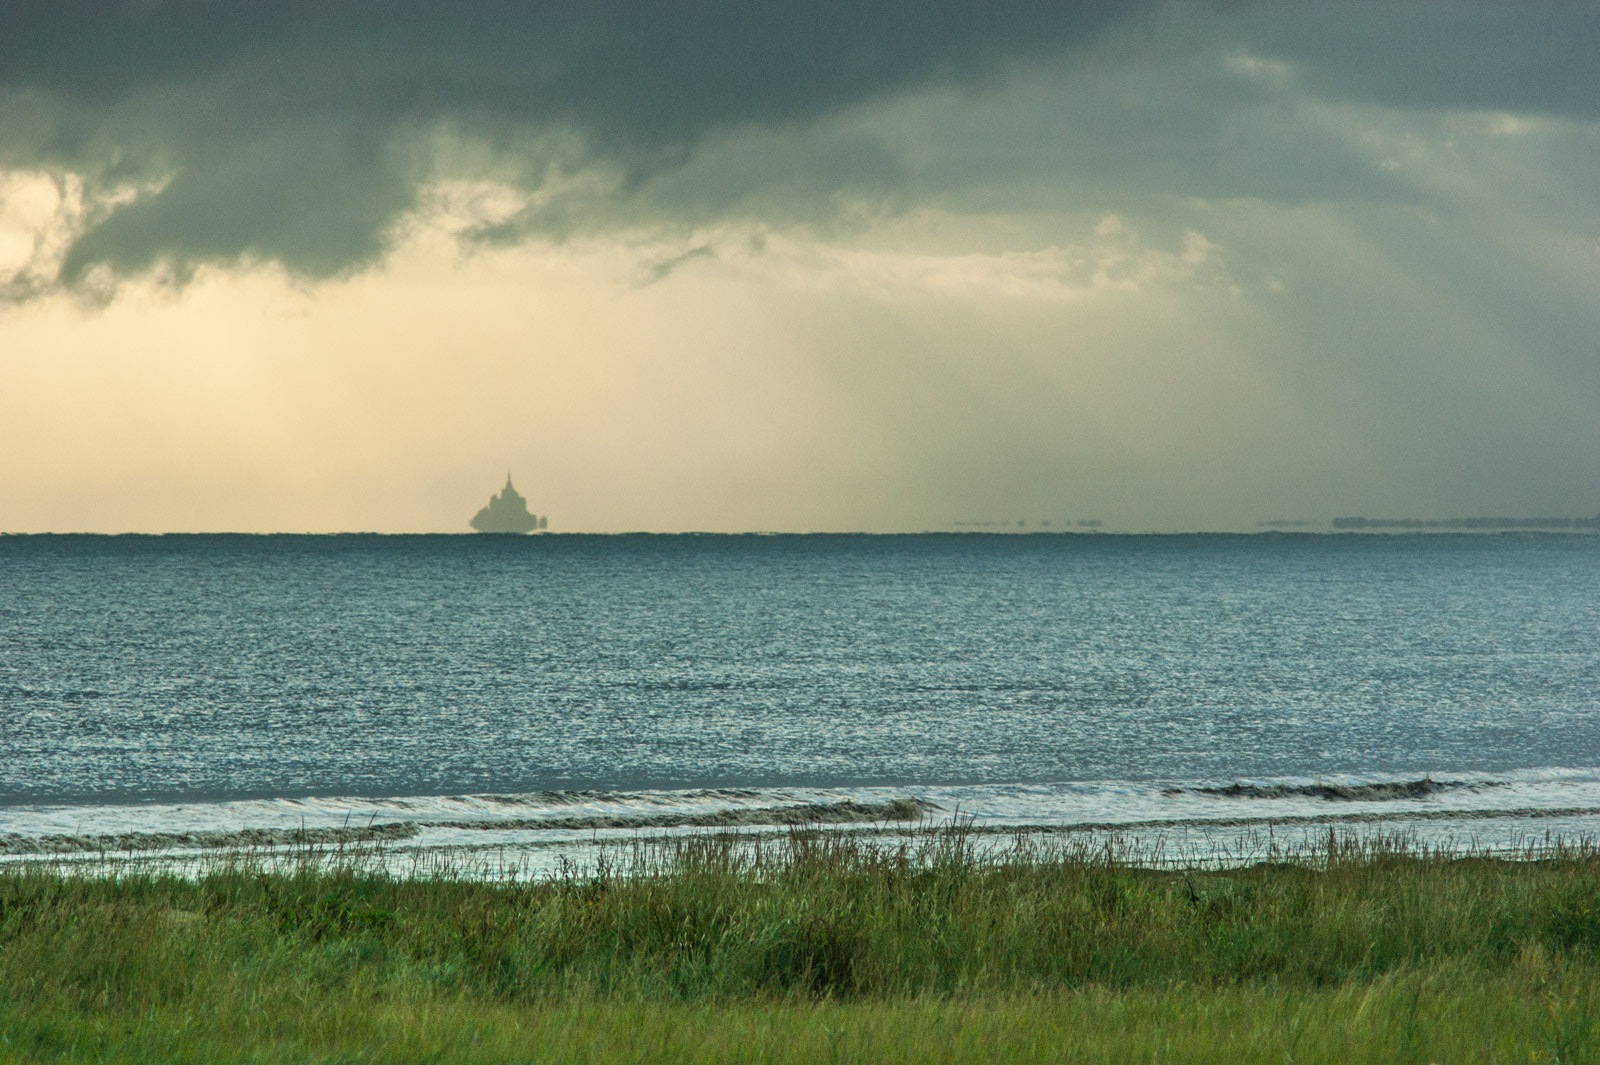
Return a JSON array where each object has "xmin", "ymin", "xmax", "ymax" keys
[{"xmin": 2, "ymin": 532, "xmax": 1597, "ymax": 870}]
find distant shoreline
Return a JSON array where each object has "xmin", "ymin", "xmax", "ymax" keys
[{"xmin": 3, "ymin": 527, "xmax": 1598, "ymax": 538}]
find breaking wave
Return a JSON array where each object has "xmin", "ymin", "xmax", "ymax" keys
[
  {"xmin": 0, "ymin": 798, "xmax": 936, "ymax": 855},
  {"xmin": 430, "ymin": 798, "xmax": 936, "ymax": 832},
  {"xmin": 0, "ymin": 822, "xmax": 420, "ymax": 856},
  {"xmin": 1168, "ymin": 778, "xmax": 1507, "ymax": 802}
]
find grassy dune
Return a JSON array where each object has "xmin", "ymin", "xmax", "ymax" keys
[{"xmin": 2, "ymin": 829, "xmax": 1598, "ymax": 1062}]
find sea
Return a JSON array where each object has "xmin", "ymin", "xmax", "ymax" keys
[{"xmin": 2, "ymin": 532, "xmax": 1597, "ymax": 876}]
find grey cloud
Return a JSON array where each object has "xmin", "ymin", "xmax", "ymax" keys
[
  {"xmin": 2, "ymin": 0, "xmax": 1146, "ymax": 287},
  {"xmin": 3, "ymin": 2, "xmax": 1146, "ymax": 145},
  {"xmin": 639, "ymin": 244, "xmax": 716, "ymax": 286},
  {"xmin": 60, "ymin": 122, "xmax": 414, "ymax": 282},
  {"xmin": 626, "ymin": 32, "xmax": 1418, "ymax": 231},
  {"xmin": 1, "ymin": 1, "xmax": 1596, "ymax": 291},
  {"xmin": 1233, "ymin": 1, "xmax": 1600, "ymax": 119}
]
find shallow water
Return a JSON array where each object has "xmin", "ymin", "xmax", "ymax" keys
[{"xmin": 2, "ymin": 532, "xmax": 1597, "ymax": 864}]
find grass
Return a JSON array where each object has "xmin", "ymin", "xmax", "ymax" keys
[{"xmin": 2, "ymin": 826, "xmax": 1599, "ymax": 1062}]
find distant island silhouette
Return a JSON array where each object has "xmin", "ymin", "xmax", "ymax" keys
[
  {"xmin": 470, "ymin": 476, "xmax": 546, "ymax": 533},
  {"xmin": 1333, "ymin": 515, "xmax": 1600, "ymax": 531}
]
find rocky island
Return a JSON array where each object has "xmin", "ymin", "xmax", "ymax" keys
[{"xmin": 470, "ymin": 475, "xmax": 546, "ymax": 533}]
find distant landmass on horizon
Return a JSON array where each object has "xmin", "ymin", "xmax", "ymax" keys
[{"xmin": 469, "ymin": 476, "xmax": 547, "ymax": 534}]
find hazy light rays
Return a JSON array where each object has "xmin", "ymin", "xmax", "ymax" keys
[
  {"xmin": 0, "ymin": 268, "xmax": 400, "ymax": 531},
  {"xmin": 1204, "ymin": 195, "xmax": 1600, "ymax": 517},
  {"xmin": 2, "ymin": 2, "xmax": 1598, "ymax": 531},
  {"xmin": 1318, "ymin": 107, "xmax": 1600, "ymax": 509}
]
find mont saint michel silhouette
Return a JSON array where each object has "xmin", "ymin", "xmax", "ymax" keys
[{"xmin": 470, "ymin": 475, "xmax": 547, "ymax": 533}]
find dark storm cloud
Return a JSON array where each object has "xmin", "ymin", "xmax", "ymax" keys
[
  {"xmin": 0, "ymin": 0, "xmax": 1146, "ymax": 284},
  {"xmin": 1, "ymin": 0, "xmax": 1595, "ymax": 289},
  {"xmin": 3, "ymin": 1, "xmax": 1146, "ymax": 145},
  {"xmin": 1237, "ymin": 2, "xmax": 1600, "ymax": 119}
]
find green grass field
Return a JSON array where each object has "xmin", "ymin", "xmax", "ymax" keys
[{"xmin": 2, "ymin": 829, "xmax": 1598, "ymax": 1062}]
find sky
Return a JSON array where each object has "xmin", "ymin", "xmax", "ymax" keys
[{"xmin": 1, "ymin": 0, "xmax": 1597, "ymax": 533}]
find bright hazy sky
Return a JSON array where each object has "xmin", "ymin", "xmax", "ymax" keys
[{"xmin": 2, "ymin": 1, "xmax": 1597, "ymax": 532}]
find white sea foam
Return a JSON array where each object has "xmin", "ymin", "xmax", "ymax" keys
[{"xmin": 6, "ymin": 767, "xmax": 1600, "ymax": 873}]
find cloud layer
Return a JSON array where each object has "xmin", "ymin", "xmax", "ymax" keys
[
  {"xmin": 2, "ymin": 1, "xmax": 1597, "ymax": 293},
  {"xmin": 1, "ymin": 0, "xmax": 1146, "ymax": 287}
]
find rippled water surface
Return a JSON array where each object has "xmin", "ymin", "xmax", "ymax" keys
[{"xmin": 2, "ymin": 533, "xmax": 1597, "ymax": 855}]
